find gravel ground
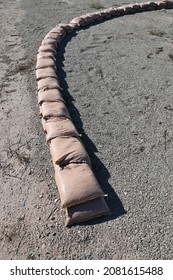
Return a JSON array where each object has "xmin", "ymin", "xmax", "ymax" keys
[{"xmin": 0, "ymin": 0, "xmax": 173, "ymax": 259}]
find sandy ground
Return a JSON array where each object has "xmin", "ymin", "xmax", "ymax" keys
[{"xmin": 0, "ymin": 0, "xmax": 173, "ymax": 259}]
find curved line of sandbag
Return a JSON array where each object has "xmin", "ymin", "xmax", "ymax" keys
[{"xmin": 35, "ymin": 0, "xmax": 173, "ymax": 226}]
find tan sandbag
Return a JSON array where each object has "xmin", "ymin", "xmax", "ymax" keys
[
  {"xmin": 38, "ymin": 44, "xmax": 57, "ymax": 53},
  {"xmin": 41, "ymin": 117, "xmax": 46, "ymax": 132},
  {"xmin": 105, "ymin": 7, "xmax": 120, "ymax": 15},
  {"xmin": 54, "ymin": 163, "xmax": 105, "ymax": 208},
  {"xmin": 145, "ymin": 1, "xmax": 159, "ymax": 6},
  {"xmin": 38, "ymin": 88, "xmax": 64, "ymax": 105},
  {"xmin": 58, "ymin": 23, "xmax": 75, "ymax": 33},
  {"xmin": 91, "ymin": 11, "xmax": 103, "ymax": 21},
  {"xmin": 36, "ymin": 67, "xmax": 57, "ymax": 81},
  {"xmin": 49, "ymin": 136, "xmax": 91, "ymax": 166},
  {"xmin": 40, "ymin": 101, "xmax": 70, "ymax": 120},
  {"xmin": 102, "ymin": 8, "xmax": 115, "ymax": 17},
  {"xmin": 37, "ymin": 77, "xmax": 61, "ymax": 92},
  {"xmin": 45, "ymin": 118, "xmax": 79, "ymax": 142},
  {"xmin": 97, "ymin": 10, "xmax": 107, "ymax": 17},
  {"xmin": 49, "ymin": 26, "xmax": 67, "ymax": 36},
  {"xmin": 145, "ymin": 1, "xmax": 159, "ymax": 10},
  {"xmin": 41, "ymin": 38, "xmax": 57, "ymax": 46},
  {"xmin": 139, "ymin": 3, "xmax": 150, "ymax": 10},
  {"xmin": 81, "ymin": 14, "xmax": 96, "ymax": 24},
  {"xmin": 157, "ymin": 1, "xmax": 167, "ymax": 8},
  {"xmin": 114, "ymin": 7, "xmax": 125, "ymax": 15},
  {"xmin": 37, "ymin": 51, "xmax": 56, "ymax": 60},
  {"xmin": 45, "ymin": 29, "xmax": 66, "ymax": 44},
  {"xmin": 130, "ymin": 4, "xmax": 142, "ymax": 11},
  {"xmin": 111, "ymin": 8, "xmax": 122, "ymax": 16},
  {"xmin": 88, "ymin": 12, "xmax": 102, "ymax": 21},
  {"xmin": 45, "ymin": 32, "xmax": 62, "ymax": 40},
  {"xmin": 162, "ymin": 0, "xmax": 173, "ymax": 8},
  {"xmin": 123, "ymin": 4, "xmax": 137, "ymax": 13},
  {"xmin": 65, "ymin": 197, "xmax": 111, "ymax": 226},
  {"xmin": 36, "ymin": 57, "xmax": 56, "ymax": 69},
  {"xmin": 69, "ymin": 22, "xmax": 80, "ymax": 29},
  {"xmin": 70, "ymin": 17, "xmax": 85, "ymax": 26}
]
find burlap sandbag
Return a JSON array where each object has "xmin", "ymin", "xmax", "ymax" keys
[
  {"xmin": 38, "ymin": 44, "xmax": 57, "ymax": 53},
  {"xmin": 54, "ymin": 163, "xmax": 105, "ymax": 208},
  {"xmin": 37, "ymin": 51, "xmax": 56, "ymax": 60},
  {"xmin": 49, "ymin": 136, "xmax": 91, "ymax": 166},
  {"xmin": 65, "ymin": 197, "xmax": 111, "ymax": 226},
  {"xmin": 38, "ymin": 88, "xmax": 64, "ymax": 105},
  {"xmin": 41, "ymin": 38, "xmax": 57, "ymax": 46},
  {"xmin": 165, "ymin": 0, "xmax": 173, "ymax": 8},
  {"xmin": 36, "ymin": 67, "xmax": 57, "ymax": 81},
  {"xmin": 58, "ymin": 23, "xmax": 75, "ymax": 33},
  {"xmin": 44, "ymin": 26, "xmax": 66, "ymax": 44},
  {"xmin": 131, "ymin": 4, "xmax": 141, "ymax": 10},
  {"xmin": 45, "ymin": 32, "xmax": 64, "ymax": 42},
  {"xmin": 87, "ymin": 12, "xmax": 102, "ymax": 21},
  {"xmin": 156, "ymin": 1, "xmax": 166, "ymax": 8},
  {"xmin": 70, "ymin": 17, "xmax": 84, "ymax": 26},
  {"xmin": 40, "ymin": 101, "xmax": 70, "ymax": 120},
  {"xmin": 45, "ymin": 118, "xmax": 79, "ymax": 142},
  {"xmin": 49, "ymin": 26, "xmax": 67, "ymax": 35},
  {"xmin": 36, "ymin": 57, "xmax": 56, "ymax": 69},
  {"xmin": 37, "ymin": 77, "xmax": 61, "ymax": 92},
  {"xmin": 41, "ymin": 117, "xmax": 46, "ymax": 132}
]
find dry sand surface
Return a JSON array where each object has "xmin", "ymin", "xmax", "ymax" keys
[{"xmin": 0, "ymin": 0, "xmax": 173, "ymax": 259}]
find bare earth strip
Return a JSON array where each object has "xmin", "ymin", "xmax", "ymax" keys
[{"xmin": 0, "ymin": 0, "xmax": 173, "ymax": 259}]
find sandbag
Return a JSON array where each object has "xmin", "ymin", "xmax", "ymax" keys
[
  {"xmin": 37, "ymin": 51, "xmax": 56, "ymax": 60},
  {"xmin": 41, "ymin": 117, "xmax": 46, "ymax": 132},
  {"xmin": 139, "ymin": 3, "xmax": 149, "ymax": 10},
  {"xmin": 49, "ymin": 26, "xmax": 67, "ymax": 36},
  {"xmin": 70, "ymin": 17, "xmax": 85, "ymax": 26},
  {"xmin": 38, "ymin": 88, "xmax": 64, "ymax": 105},
  {"xmin": 86, "ymin": 12, "xmax": 101, "ymax": 21},
  {"xmin": 36, "ymin": 67, "xmax": 57, "ymax": 81},
  {"xmin": 54, "ymin": 163, "xmax": 105, "ymax": 208},
  {"xmin": 111, "ymin": 8, "xmax": 122, "ymax": 16},
  {"xmin": 145, "ymin": 2, "xmax": 159, "ymax": 10},
  {"xmin": 65, "ymin": 197, "xmax": 111, "ymax": 226},
  {"xmin": 38, "ymin": 44, "xmax": 57, "ymax": 53},
  {"xmin": 157, "ymin": 1, "xmax": 167, "ymax": 8},
  {"xmin": 41, "ymin": 38, "xmax": 57, "ymax": 46},
  {"xmin": 40, "ymin": 101, "xmax": 70, "ymax": 120},
  {"xmin": 81, "ymin": 14, "xmax": 96, "ymax": 24},
  {"xmin": 49, "ymin": 136, "xmax": 91, "ymax": 166},
  {"xmin": 103, "ymin": 7, "xmax": 119, "ymax": 16},
  {"xmin": 45, "ymin": 32, "xmax": 63, "ymax": 41},
  {"xmin": 129, "ymin": 4, "xmax": 142, "ymax": 12},
  {"xmin": 45, "ymin": 118, "xmax": 79, "ymax": 142},
  {"xmin": 37, "ymin": 77, "xmax": 61, "ymax": 92},
  {"xmin": 69, "ymin": 22, "xmax": 80, "ymax": 29},
  {"xmin": 45, "ymin": 27, "xmax": 67, "ymax": 44},
  {"xmin": 58, "ymin": 23, "xmax": 75, "ymax": 33},
  {"xmin": 101, "ymin": 8, "xmax": 115, "ymax": 18},
  {"xmin": 114, "ymin": 7, "xmax": 125, "ymax": 15},
  {"xmin": 36, "ymin": 57, "xmax": 56, "ymax": 69},
  {"xmin": 163, "ymin": 0, "xmax": 173, "ymax": 8}
]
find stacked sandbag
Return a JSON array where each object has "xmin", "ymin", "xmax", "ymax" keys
[
  {"xmin": 36, "ymin": 24, "xmax": 111, "ymax": 226},
  {"xmin": 36, "ymin": 1, "xmax": 173, "ymax": 226}
]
